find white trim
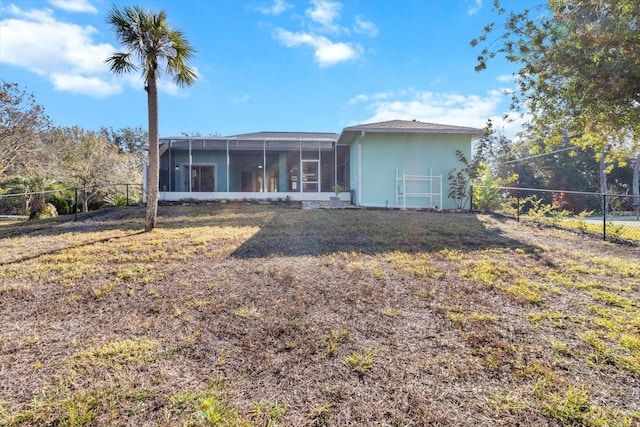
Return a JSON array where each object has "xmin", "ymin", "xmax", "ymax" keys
[
  {"xmin": 355, "ymin": 130, "xmax": 365, "ymax": 206},
  {"xmin": 159, "ymin": 191, "xmax": 349, "ymax": 202}
]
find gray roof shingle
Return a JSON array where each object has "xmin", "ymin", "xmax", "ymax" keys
[
  {"xmin": 337, "ymin": 119, "xmax": 483, "ymax": 145},
  {"xmin": 343, "ymin": 119, "xmax": 482, "ymax": 133}
]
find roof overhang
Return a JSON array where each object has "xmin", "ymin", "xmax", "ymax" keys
[{"xmin": 337, "ymin": 126, "xmax": 483, "ymax": 145}]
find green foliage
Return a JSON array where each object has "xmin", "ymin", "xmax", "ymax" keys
[
  {"xmin": 29, "ymin": 202, "xmax": 57, "ymax": 220},
  {"xmin": 523, "ymin": 196, "xmax": 569, "ymax": 224},
  {"xmin": 574, "ymin": 210, "xmax": 594, "ymax": 232},
  {"xmin": 318, "ymin": 329, "xmax": 349, "ymax": 358},
  {"xmin": 447, "ymin": 150, "xmax": 473, "ymax": 209},
  {"xmin": 543, "ymin": 385, "xmax": 608, "ymax": 426},
  {"xmin": 247, "ymin": 399, "xmax": 287, "ymax": 427},
  {"xmin": 101, "ymin": 126, "xmax": 148, "ymax": 173},
  {"xmin": 473, "ymin": 1, "xmax": 640, "ymax": 152},
  {"xmin": 106, "ymin": 5, "xmax": 197, "ymax": 231},
  {"xmin": 103, "ymin": 193, "xmax": 129, "ymax": 207},
  {"xmin": 47, "ymin": 194, "xmax": 71, "ymax": 215},
  {"xmin": 448, "ymin": 121, "xmax": 510, "ymax": 210},
  {"xmin": 472, "ymin": 165, "xmax": 503, "ymax": 211},
  {"xmin": 342, "ymin": 348, "xmax": 379, "ymax": 376},
  {"xmin": 0, "ymin": 81, "xmax": 52, "ymax": 181},
  {"xmin": 201, "ymin": 396, "xmax": 241, "ymax": 426}
]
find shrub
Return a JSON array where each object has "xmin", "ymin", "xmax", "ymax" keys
[
  {"xmin": 103, "ymin": 193, "xmax": 129, "ymax": 207},
  {"xmin": 47, "ymin": 194, "xmax": 70, "ymax": 215},
  {"xmin": 29, "ymin": 203, "xmax": 58, "ymax": 220}
]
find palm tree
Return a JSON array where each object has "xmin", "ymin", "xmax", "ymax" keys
[{"xmin": 105, "ymin": 5, "xmax": 196, "ymax": 231}]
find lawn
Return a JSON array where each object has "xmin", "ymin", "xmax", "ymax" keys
[{"xmin": 1, "ymin": 203, "xmax": 639, "ymax": 426}]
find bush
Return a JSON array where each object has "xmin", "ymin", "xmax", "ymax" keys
[
  {"xmin": 103, "ymin": 193, "xmax": 129, "ymax": 207},
  {"xmin": 29, "ymin": 203, "xmax": 58, "ymax": 220},
  {"xmin": 47, "ymin": 194, "xmax": 70, "ymax": 215}
]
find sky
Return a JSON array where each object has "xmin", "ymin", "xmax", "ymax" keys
[{"xmin": 0, "ymin": 0, "xmax": 541, "ymax": 138}]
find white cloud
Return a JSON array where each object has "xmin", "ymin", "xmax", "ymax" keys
[
  {"xmin": 497, "ymin": 74, "xmax": 516, "ymax": 83},
  {"xmin": 51, "ymin": 73, "xmax": 121, "ymax": 97},
  {"xmin": 353, "ymin": 16, "xmax": 378, "ymax": 37},
  {"xmin": 347, "ymin": 94, "xmax": 369, "ymax": 105},
  {"xmin": 274, "ymin": 28, "xmax": 361, "ymax": 67},
  {"xmin": 467, "ymin": 0, "xmax": 482, "ymax": 16},
  {"xmin": 0, "ymin": 5, "xmax": 193, "ymax": 98},
  {"xmin": 305, "ymin": 0, "xmax": 342, "ymax": 34},
  {"xmin": 264, "ymin": 0, "xmax": 373, "ymax": 67},
  {"xmin": 351, "ymin": 88, "xmax": 525, "ymax": 139},
  {"xmin": 257, "ymin": 0, "xmax": 293, "ymax": 15},
  {"xmin": 48, "ymin": 0, "xmax": 97, "ymax": 13}
]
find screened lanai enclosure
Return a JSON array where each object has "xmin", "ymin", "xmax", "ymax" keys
[{"xmin": 157, "ymin": 132, "xmax": 351, "ymax": 201}]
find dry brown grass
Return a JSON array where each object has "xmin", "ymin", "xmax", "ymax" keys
[{"xmin": 1, "ymin": 203, "xmax": 639, "ymax": 426}]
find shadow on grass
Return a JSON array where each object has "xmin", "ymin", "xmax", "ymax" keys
[
  {"xmin": 0, "ymin": 206, "xmax": 145, "ymax": 239},
  {"xmin": 0, "ymin": 204, "xmax": 542, "ymax": 264},
  {"xmin": 0, "ymin": 207, "xmax": 146, "ymax": 266},
  {"xmin": 230, "ymin": 207, "xmax": 541, "ymax": 259}
]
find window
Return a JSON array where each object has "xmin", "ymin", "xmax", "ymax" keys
[{"xmin": 183, "ymin": 165, "xmax": 215, "ymax": 192}]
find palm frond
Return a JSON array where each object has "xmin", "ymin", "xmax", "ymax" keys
[
  {"xmin": 105, "ymin": 5, "xmax": 196, "ymax": 87},
  {"xmin": 105, "ymin": 52, "xmax": 137, "ymax": 74}
]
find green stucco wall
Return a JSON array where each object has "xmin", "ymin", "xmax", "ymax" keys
[{"xmin": 352, "ymin": 133, "xmax": 472, "ymax": 210}]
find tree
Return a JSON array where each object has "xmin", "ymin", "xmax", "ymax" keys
[
  {"xmin": 448, "ymin": 120, "xmax": 515, "ymax": 209},
  {"xmin": 101, "ymin": 126, "xmax": 149, "ymax": 171},
  {"xmin": 0, "ymin": 81, "xmax": 51, "ymax": 181},
  {"xmin": 46, "ymin": 126, "xmax": 141, "ymax": 212},
  {"xmin": 106, "ymin": 6, "xmax": 196, "ymax": 231},
  {"xmin": 473, "ymin": 0, "xmax": 639, "ymax": 197}
]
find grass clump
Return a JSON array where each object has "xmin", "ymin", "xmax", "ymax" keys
[
  {"xmin": 201, "ymin": 395, "xmax": 243, "ymax": 426},
  {"xmin": 234, "ymin": 306, "xmax": 261, "ymax": 319},
  {"xmin": 73, "ymin": 339, "xmax": 160, "ymax": 367},
  {"xmin": 542, "ymin": 384, "xmax": 634, "ymax": 426},
  {"xmin": 247, "ymin": 399, "xmax": 287, "ymax": 427},
  {"xmin": 506, "ymin": 279, "xmax": 543, "ymax": 304},
  {"xmin": 317, "ymin": 329, "xmax": 349, "ymax": 357},
  {"xmin": 343, "ymin": 348, "xmax": 379, "ymax": 377},
  {"xmin": 588, "ymin": 289, "xmax": 637, "ymax": 309},
  {"xmin": 461, "ymin": 259, "xmax": 509, "ymax": 288},
  {"xmin": 386, "ymin": 251, "xmax": 444, "ymax": 279},
  {"xmin": 309, "ymin": 402, "xmax": 334, "ymax": 425},
  {"xmin": 528, "ymin": 311, "xmax": 572, "ymax": 328}
]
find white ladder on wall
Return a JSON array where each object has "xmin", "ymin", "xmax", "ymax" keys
[{"xmin": 395, "ymin": 168, "xmax": 442, "ymax": 210}]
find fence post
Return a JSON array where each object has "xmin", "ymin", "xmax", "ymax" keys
[
  {"xmin": 470, "ymin": 184, "xmax": 474, "ymax": 212},
  {"xmin": 516, "ymin": 193, "xmax": 520, "ymax": 222},
  {"xmin": 74, "ymin": 188, "xmax": 78, "ymax": 222},
  {"xmin": 126, "ymin": 184, "xmax": 129, "ymax": 206},
  {"xmin": 602, "ymin": 193, "xmax": 607, "ymax": 241}
]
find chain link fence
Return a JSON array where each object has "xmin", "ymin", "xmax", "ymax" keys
[
  {"xmin": 472, "ymin": 186, "xmax": 640, "ymax": 243},
  {"xmin": 0, "ymin": 184, "xmax": 144, "ymax": 221}
]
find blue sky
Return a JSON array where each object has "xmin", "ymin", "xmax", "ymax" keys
[{"xmin": 0, "ymin": 0, "xmax": 539, "ymax": 138}]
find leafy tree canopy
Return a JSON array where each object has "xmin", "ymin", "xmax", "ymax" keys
[
  {"xmin": 0, "ymin": 81, "xmax": 51, "ymax": 180},
  {"xmin": 473, "ymin": 0, "xmax": 640, "ymax": 151}
]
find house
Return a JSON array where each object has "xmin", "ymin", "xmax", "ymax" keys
[{"xmin": 156, "ymin": 119, "xmax": 482, "ymax": 209}]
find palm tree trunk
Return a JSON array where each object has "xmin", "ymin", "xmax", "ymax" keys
[{"xmin": 145, "ymin": 72, "xmax": 159, "ymax": 232}]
